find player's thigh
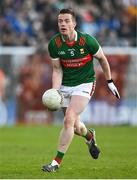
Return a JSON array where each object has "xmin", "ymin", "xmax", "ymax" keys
[{"xmin": 68, "ymin": 95, "xmax": 90, "ymax": 115}]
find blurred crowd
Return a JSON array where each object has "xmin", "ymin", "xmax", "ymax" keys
[
  {"xmin": 0, "ymin": 0, "xmax": 136, "ymax": 47},
  {"xmin": 17, "ymin": 52, "xmax": 52, "ymax": 123}
]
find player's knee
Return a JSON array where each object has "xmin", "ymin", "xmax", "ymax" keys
[
  {"xmin": 74, "ymin": 121, "xmax": 86, "ymax": 136},
  {"xmin": 74, "ymin": 127, "xmax": 81, "ymax": 135},
  {"xmin": 74, "ymin": 122, "xmax": 80, "ymax": 133},
  {"xmin": 64, "ymin": 109, "xmax": 76, "ymax": 129}
]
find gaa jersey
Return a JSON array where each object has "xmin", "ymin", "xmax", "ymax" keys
[{"xmin": 48, "ymin": 31, "xmax": 100, "ymax": 86}]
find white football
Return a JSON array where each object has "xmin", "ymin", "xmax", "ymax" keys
[{"xmin": 42, "ymin": 88, "xmax": 63, "ymax": 111}]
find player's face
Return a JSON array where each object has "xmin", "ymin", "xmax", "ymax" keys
[{"xmin": 58, "ymin": 14, "xmax": 76, "ymax": 36}]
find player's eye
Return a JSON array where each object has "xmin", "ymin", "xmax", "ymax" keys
[
  {"xmin": 65, "ymin": 20, "xmax": 70, "ymax": 23},
  {"xmin": 58, "ymin": 19, "xmax": 63, "ymax": 23}
]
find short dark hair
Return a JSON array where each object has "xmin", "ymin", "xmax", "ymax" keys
[{"xmin": 58, "ymin": 8, "xmax": 76, "ymax": 20}]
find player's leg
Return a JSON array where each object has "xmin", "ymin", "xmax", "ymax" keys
[
  {"xmin": 42, "ymin": 82, "xmax": 100, "ymax": 172},
  {"xmin": 54, "ymin": 95, "xmax": 100, "ymax": 164},
  {"xmin": 61, "ymin": 107, "xmax": 96, "ymax": 157},
  {"xmin": 74, "ymin": 116, "xmax": 86, "ymax": 135},
  {"xmin": 71, "ymin": 82, "xmax": 100, "ymax": 156},
  {"xmin": 70, "ymin": 82, "xmax": 96, "ymax": 141},
  {"xmin": 74, "ymin": 116, "xmax": 92, "ymax": 139},
  {"xmin": 42, "ymin": 95, "xmax": 89, "ymax": 172},
  {"xmin": 74, "ymin": 115, "xmax": 100, "ymax": 159},
  {"xmin": 62, "ymin": 108, "xmax": 91, "ymax": 139},
  {"xmin": 56, "ymin": 96, "xmax": 89, "ymax": 159}
]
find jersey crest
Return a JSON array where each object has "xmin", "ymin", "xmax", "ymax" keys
[{"xmin": 55, "ymin": 36, "xmax": 62, "ymax": 48}]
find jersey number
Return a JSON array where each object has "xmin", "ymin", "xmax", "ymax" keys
[{"xmin": 70, "ymin": 50, "xmax": 74, "ymax": 56}]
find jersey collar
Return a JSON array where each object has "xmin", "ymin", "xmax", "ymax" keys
[{"xmin": 61, "ymin": 30, "xmax": 78, "ymax": 42}]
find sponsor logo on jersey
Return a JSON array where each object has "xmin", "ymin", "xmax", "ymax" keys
[
  {"xmin": 80, "ymin": 48, "xmax": 84, "ymax": 54},
  {"xmin": 61, "ymin": 54, "xmax": 92, "ymax": 68}
]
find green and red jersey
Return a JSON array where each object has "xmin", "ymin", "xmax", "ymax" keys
[{"xmin": 48, "ymin": 31, "xmax": 100, "ymax": 86}]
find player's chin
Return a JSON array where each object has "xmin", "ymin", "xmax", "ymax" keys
[{"xmin": 60, "ymin": 30, "xmax": 68, "ymax": 35}]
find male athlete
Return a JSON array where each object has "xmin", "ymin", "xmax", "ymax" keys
[{"xmin": 42, "ymin": 8, "xmax": 120, "ymax": 172}]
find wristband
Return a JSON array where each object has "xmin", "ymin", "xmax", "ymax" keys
[{"xmin": 107, "ymin": 79, "xmax": 113, "ymax": 83}]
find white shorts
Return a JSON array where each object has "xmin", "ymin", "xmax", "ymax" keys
[{"xmin": 60, "ymin": 82, "xmax": 96, "ymax": 107}]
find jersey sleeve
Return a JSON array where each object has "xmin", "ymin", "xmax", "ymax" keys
[
  {"xmin": 48, "ymin": 39, "xmax": 59, "ymax": 59},
  {"xmin": 86, "ymin": 34, "xmax": 100, "ymax": 55}
]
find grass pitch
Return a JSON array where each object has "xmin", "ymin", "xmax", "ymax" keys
[{"xmin": 0, "ymin": 125, "xmax": 137, "ymax": 179}]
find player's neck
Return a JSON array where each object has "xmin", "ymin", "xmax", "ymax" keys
[{"xmin": 62, "ymin": 30, "xmax": 76, "ymax": 42}]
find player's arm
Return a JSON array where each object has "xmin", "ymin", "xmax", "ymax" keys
[
  {"xmin": 52, "ymin": 59, "xmax": 63, "ymax": 89},
  {"xmin": 86, "ymin": 34, "xmax": 120, "ymax": 99},
  {"xmin": 48, "ymin": 39, "xmax": 63, "ymax": 90},
  {"xmin": 94, "ymin": 47, "xmax": 111, "ymax": 81},
  {"xmin": 94, "ymin": 48, "xmax": 120, "ymax": 99}
]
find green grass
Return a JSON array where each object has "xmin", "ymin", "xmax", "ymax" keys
[{"xmin": 0, "ymin": 125, "xmax": 137, "ymax": 179}]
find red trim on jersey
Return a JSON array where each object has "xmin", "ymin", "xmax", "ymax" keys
[
  {"xmin": 79, "ymin": 37, "xmax": 86, "ymax": 46},
  {"xmin": 90, "ymin": 81, "xmax": 96, "ymax": 96},
  {"xmin": 55, "ymin": 37, "xmax": 62, "ymax": 48},
  {"xmin": 61, "ymin": 54, "xmax": 92, "ymax": 68}
]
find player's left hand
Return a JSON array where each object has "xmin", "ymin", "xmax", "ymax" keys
[{"xmin": 107, "ymin": 79, "xmax": 120, "ymax": 99}]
